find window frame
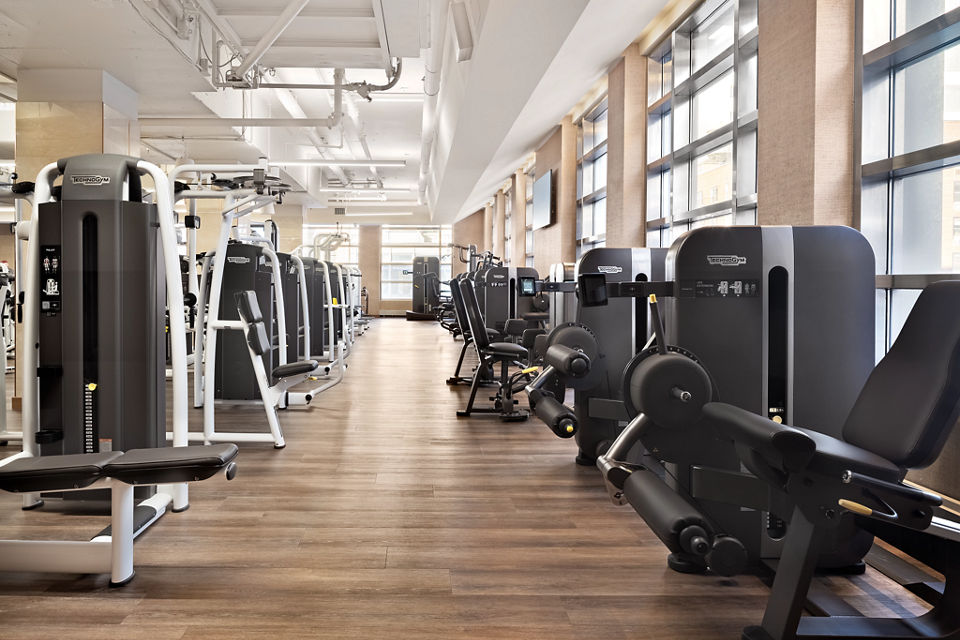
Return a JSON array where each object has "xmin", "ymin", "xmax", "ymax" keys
[
  {"xmin": 379, "ymin": 225, "xmax": 453, "ymax": 301},
  {"xmin": 644, "ymin": 0, "xmax": 759, "ymax": 248}
]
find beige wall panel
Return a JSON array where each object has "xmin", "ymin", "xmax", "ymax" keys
[
  {"xmin": 358, "ymin": 225, "xmax": 381, "ymax": 316},
  {"xmin": 533, "ymin": 118, "xmax": 577, "ymax": 275},
  {"xmin": 16, "ymin": 102, "xmax": 104, "ymax": 182},
  {"xmin": 452, "ymin": 210, "xmax": 485, "ymax": 276},
  {"xmin": 512, "ymin": 172, "xmax": 528, "ymax": 266},
  {"xmin": 606, "ymin": 45, "xmax": 648, "ymax": 249},
  {"xmin": 493, "ymin": 191, "xmax": 506, "ymax": 259},
  {"xmin": 483, "ymin": 204, "xmax": 494, "ymax": 251}
]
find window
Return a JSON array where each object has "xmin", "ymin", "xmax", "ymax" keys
[
  {"xmin": 302, "ymin": 224, "xmax": 359, "ymax": 267},
  {"xmin": 525, "ymin": 167, "xmax": 535, "ymax": 267},
  {"xmin": 577, "ymin": 98, "xmax": 608, "ymax": 257},
  {"xmin": 859, "ymin": 1, "xmax": 960, "ymax": 354},
  {"xmin": 380, "ymin": 225, "xmax": 452, "ymax": 300},
  {"xmin": 645, "ymin": 0, "xmax": 758, "ymax": 248}
]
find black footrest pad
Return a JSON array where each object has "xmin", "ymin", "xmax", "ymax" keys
[
  {"xmin": 624, "ymin": 467, "xmax": 710, "ymax": 553},
  {"xmin": 104, "ymin": 444, "xmax": 239, "ymax": 485},
  {"xmin": 0, "ymin": 452, "xmax": 122, "ymax": 493}
]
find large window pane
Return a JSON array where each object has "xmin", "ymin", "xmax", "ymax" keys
[
  {"xmin": 890, "ymin": 289, "xmax": 922, "ymax": 344},
  {"xmin": 891, "ymin": 166, "xmax": 960, "ymax": 273},
  {"xmin": 381, "ymin": 282, "xmax": 412, "ymax": 300},
  {"xmin": 895, "ymin": 1, "xmax": 960, "ymax": 38},
  {"xmin": 380, "ymin": 225, "xmax": 451, "ymax": 301},
  {"xmin": 893, "ymin": 41, "xmax": 960, "ymax": 156},
  {"xmin": 592, "ymin": 108, "xmax": 608, "ymax": 146},
  {"xmin": 691, "ymin": 2, "xmax": 735, "ymax": 73},
  {"xmin": 875, "ymin": 289, "xmax": 888, "ymax": 362},
  {"xmin": 692, "ymin": 70, "xmax": 734, "ymax": 139},
  {"xmin": 381, "ymin": 265, "xmax": 410, "ymax": 281},
  {"xmin": 691, "ymin": 212, "xmax": 734, "ymax": 229},
  {"xmin": 692, "ymin": 143, "xmax": 733, "ymax": 208},
  {"xmin": 863, "ymin": 0, "xmax": 891, "ymax": 51},
  {"xmin": 737, "ymin": 129, "xmax": 758, "ymax": 196},
  {"xmin": 738, "ymin": 52, "xmax": 758, "ymax": 115},
  {"xmin": 593, "ymin": 197, "xmax": 607, "ymax": 238},
  {"xmin": 592, "ymin": 153, "xmax": 607, "ymax": 191}
]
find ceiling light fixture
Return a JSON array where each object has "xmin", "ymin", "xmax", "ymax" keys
[
  {"xmin": 315, "ymin": 187, "xmax": 414, "ymax": 193},
  {"xmin": 343, "ymin": 212, "xmax": 413, "ymax": 217},
  {"xmin": 369, "ymin": 94, "xmax": 425, "ymax": 103},
  {"xmin": 276, "ymin": 159, "xmax": 406, "ymax": 168},
  {"xmin": 330, "ymin": 195, "xmax": 387, "ymax": 202}
]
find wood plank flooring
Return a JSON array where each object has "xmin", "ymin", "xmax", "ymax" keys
[{"xmin": 0, "ymin": 319, "xmax": 931, "ymax": 638}]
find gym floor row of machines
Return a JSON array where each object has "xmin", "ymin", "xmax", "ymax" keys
[
  {"xmin": 439, "ymin": 226, "xmax": 960, "ymax": 640},
  {"xmin": 175, "ymin": 162, "xmax": 366, "ymax": 448},
  {"xmin": 0, "ymin": 153, "xmax": 369, "ymax": 585}
]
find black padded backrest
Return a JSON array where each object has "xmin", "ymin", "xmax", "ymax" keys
[
  {"xmin": 459, "ymin": 280, "xmax": 490, "ymax": 350},
  {"xmin": 449, "ymin": 280, "xmax": 471, "ymax": 337},
  {"xmin": 843, "ymin": 281, "xmax": 960, "ymax": 468},
  {"xmin": 234, "ymin": 291, "xmax": 270, "ymax": 356}
]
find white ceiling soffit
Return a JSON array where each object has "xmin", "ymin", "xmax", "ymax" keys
[{"xmin": 429, "ymin": 0, "xmax": 672, "ymax": 223}]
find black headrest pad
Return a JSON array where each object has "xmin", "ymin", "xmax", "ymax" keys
[{"xmin": 843, "ymin": 281, "xmax": 960, "ymax": 468}]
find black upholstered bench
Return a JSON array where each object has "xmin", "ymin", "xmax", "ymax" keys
[{"xmin": 0, "ymin": 444, "xmax": 238, "ymax": 586}]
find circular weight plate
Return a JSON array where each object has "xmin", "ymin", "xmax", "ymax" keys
[
  {"xmin": 545, "ymin": 323, "xmax": 603, "ymax": 390},
  {"xmin": 621, "ymin": 347, "xmax": 714, "ymax": 429}
]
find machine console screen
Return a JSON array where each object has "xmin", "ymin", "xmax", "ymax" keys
[
  {"xmin": 40, "ymin": 245, "xmax": 62, "ymax": 313},
  {"xmin": 682, "ymin": 279, "xmax": 760, "ymax": 298},
  {"xmin": 519, "ymin": 277, "xmax": 536, "ymax": 296}
]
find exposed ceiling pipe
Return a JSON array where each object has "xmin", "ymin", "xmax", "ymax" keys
[
  {"xmin": 419, "ymin": 0, "xmax": 450, "ymax": 206},
  {"xmin": 227, "ymin": 0, "xmax": 310, "ymax": 81},
  {"xmin": 274, "ymin": 70, "xmax": 350, "ymax": 185},
  {"xmin": 191, "ymin": 0, "xmax": 245, "ymax": 51},
  {"xmin": 256, "ymin": 58, "xmax": 403, "ymax": 99}
]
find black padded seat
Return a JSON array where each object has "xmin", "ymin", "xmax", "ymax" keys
[
  {"xmin": 793, "ymin": 427, "xmax": 903, "ymax": 482},
  {"xmin": 488, "ymin": 341, "xmax": 528, "ymax": 358},
  {"xmin": 0, "ymin": 452, "xmax": 122, "ymax": 493},
  {"xmin": 104, "ymin": 444, "xmax": 239, "ymax": 485},
  {"xmin": 272, "ymin": 360, "xmax": 319, "ymax": 379}
]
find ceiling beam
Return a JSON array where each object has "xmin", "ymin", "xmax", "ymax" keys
[
  {"xmin": 370, "ymin": 0, "xmax": 395, "ymax": 74},
  {"xmin": 238, "ymin": 39, "xmax": 382, "ymax": 50},
  {"xmin": 218, "ymin": 7, "xmax": 375, "ymax": 19}
]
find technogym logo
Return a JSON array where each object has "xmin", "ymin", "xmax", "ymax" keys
[
  {"xmin": 597, "ymin": 266, "xmax": 623, "ymax": 274},
  {"xmin": 707, "ymin": 255, "xmax": 747, "ymax": 267},
  {"xmin": 71, "ymin": 175, "xmax": 111, "ymax": 186}
]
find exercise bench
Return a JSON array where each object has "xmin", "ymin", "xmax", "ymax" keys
[{"xmin": 0, "ymin": 443, "xmax": 238, "ymax": 586}]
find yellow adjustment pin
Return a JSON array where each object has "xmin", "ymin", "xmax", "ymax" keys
[
  {"xmin": 838, "ymin": 499, "xmax": 873, "ymax": 517},
  {"xmin": 648, "ymin": 294, "xmax": 657, "ymax": 303},
  {"xmin": 86, "ymin": 383, "xmax": 97, "ymax": 391},
  {"xmin": 772, "ymin": 415, "xmax": 783, "ymax": 424},
  {"xmin": 332, "ymin": 298, "xmax": 338, "ymax": 305},
  {"xmin": 521, "ymin": 366, "xmax": 538, "ymax": 375},
  {"xmin": 565, "ymin": 425, "xmax": 575, "ymax": 433}
]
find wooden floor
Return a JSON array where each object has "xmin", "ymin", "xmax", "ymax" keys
[{"xmin": 0, "ymin": 319, "xmax": 930, "ymax": 639}]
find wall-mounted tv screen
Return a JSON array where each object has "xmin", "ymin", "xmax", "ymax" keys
[{"xmin": 532, "ymin": 169, "xmax": 554, "ymax": 230}]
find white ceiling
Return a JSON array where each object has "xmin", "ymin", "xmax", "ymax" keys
[
  {"xmin": 0, "ymin": 0, "xmax": 670, "ymax": 224},
  {"xmin": 427, "ymin": 0, "xmax": 672, "ymax": 222}
]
